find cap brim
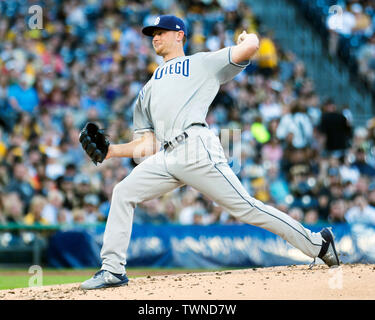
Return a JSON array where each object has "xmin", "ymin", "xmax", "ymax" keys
[
  {"xmin": 142, "ymin": 26, "xmax": 167, "ymax": 37},
  {"xmin": 142, "ymin": 26, "xmax": 185, "ymax": 37}
]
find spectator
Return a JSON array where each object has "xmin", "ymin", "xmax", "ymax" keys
[
  {"xmin": 80, "ymin": 86, "xmax": 109, "ymax": 119},
  {"xmin": 6, "ymin": 162, "xmax": 35, "ymax": 211},
  {"xmin": 256, "ymin": 33, "xmax": 278, "ymax": 77},
  {"xmin": 345, "ymin": 193, "xmax": 375, "ymax": 225},
  {"xmin": 317, "ymin": 189, "xmax": 331, "ymax": 221},
  {"xmin": 328, "ymin": 198, "xmax": 348, "ymax": 224},
  {"xmin": 207, "ymin": 202, "xmax": 226, "ymax": 224},
  {"xmin": 0, "ymin": 161, "xmax": 10, "ymax": 191},
  {"xmin": 24, "ymin": 195, "xmax": 49, "ymax": 225},
  {"xmin": 74, "ymin": 174, "xmax": 92, "ymax": 208},
  {"xmin": 266, "ymin": 164, "xmax": 290, "ymax": 205},
  {"xmin": 317, "ymin": 99, "xmax": 353, "ymax": 154},
  {"xmin": 2, "ymin": 192, "xmax": 24, "ymax": 223},
  {"xmin": 339, "ymin": 152, "xmax": 360, "ymax": 184},
  {"xmin": 283, "ymin": 147, "xmax": 311, "ymax": 182},
  {"xmin": 82, "ymin": 194, "xmax": 105, "ymax": 224},
  {"xmin": 288, "ymin": 207, "xmax": 304, "ymax": 223},
  {"xmin": 41, "ymin": 190, "xmax": 67, "ymax": 225},
  {"xmin": 0, "ymin": 195, "xmax": 6, "ymax": 224},
  {"xmin": 0, "ymin": 129, "xmax": 6, "ymax": 160},
  {"xmin": 133, "ymin": 198, "xmax": 169, "ymax": 224},
  {"xmin": 251, "ymin": 176, "xmax": 270, "ymax": 203},
  {"xmin": 0, "ymin": 74, "xmax": 18, "ymax": 132},
  {"xmin": 351, "ymin": 3, "xmax": 372, "ymax": 35},
  {"xmin": 352, "ymin": 126, "xmax": 368, "ymax": 150},
  {"xmin": 57, "ymin": 175, "xmax": 77, "ymax": 210},
  {"xmin": 147, "ymin": 199, "xmax": 170, "ymax": 224},
  {"xmin": 250, "ymin": 116, "xmax": 270, "ymax": 144},
  {"xmin": 163, "ymin": 198, "xmax": 178, "ymax": 223},
  {"xmin": 278, "ymin": 50, "xmax": 297, "ymax": 82},
  {"xmin": 351, "ymin": 147, "xmax": 375, "ymax": 177},
  {"xmin": 267, "ymin": 118, "xmax": 280, "ymax": 138},
  {"xmin": 357, "ymin": 34, "xmax": 375, "ymax": 86},
  {"xmin": 276, "ymin": 100, "xmax": 313, "ymax": 149},
  {"xmin": 7, "ymin": 73, "xmax": 39, "ymax": 114},
  {"xmin": 73, "ymin": 208, "xmax": 86, "ymax": 224},
  {"xmin": 133, "ymin": 202, "xmax": 152, "ymax": 224},
  {"xmin": 192, "ymin": 209, "xmax": 206, "ymax": 225},
  {"xmin": 98, "ymin": 181, "xmax": 113, "ymax": 219},
  {"xmin": 304, "ymin": 208, "xmax": 319, "ymax": 225},
  {"xmin": 342, "ymin": 180, "xmax": 357, "ymax": 201},
  {"xmin": 261, "ymin": 137, "xmax": 283, "ymax": 166},
  {"xmin": 258, "ymin": 93, "xmax": 282, "ymax": 123},
  {"xmin": 179, "ymin": 189, "xmax": 201, "ymax": 225}
]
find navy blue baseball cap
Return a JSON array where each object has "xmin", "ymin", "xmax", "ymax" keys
[{"xmin": 142, "ymin": 15, "xmax": 187, "ymax": 37}]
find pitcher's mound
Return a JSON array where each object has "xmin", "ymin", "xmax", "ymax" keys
[{"xmin": 1, "ymin": 264, "xmax": 374, "ymax": 300}]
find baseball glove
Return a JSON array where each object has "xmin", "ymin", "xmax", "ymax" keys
[{"xmin": 79, "ymin": 122, "xmax": 110, "ymax": 165}]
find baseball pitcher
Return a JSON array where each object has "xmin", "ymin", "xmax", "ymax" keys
[{"xmin": 80, "ymin": 15, "xmax": 339, "ymax": 290}]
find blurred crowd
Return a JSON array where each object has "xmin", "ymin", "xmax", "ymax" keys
[
  {"xmin": 298, "ymin": 0, "xmax": 375, "ymax": 91},
  {"xmin": 327, "ymin": 0, "xmax": 375, "ymax": 88},
  {"xmin": 1, "ymin": 0, "xmax": 375, "ymax": 228}
]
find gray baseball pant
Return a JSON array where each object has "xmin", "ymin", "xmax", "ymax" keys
[{"xmin": 100, "ymin": 126, "xmax": 323, "ymax": 274}]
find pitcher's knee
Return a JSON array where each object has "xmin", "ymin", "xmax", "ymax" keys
[{"xmin": 112, "ymin": 180, "xmax": 139, "ymax": 206}]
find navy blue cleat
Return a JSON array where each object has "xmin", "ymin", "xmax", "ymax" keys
[
  {"xmin": 318, "ymin": 227, "xmax": 340, "ymax": 267},
  {"xmin": 80, "ymin": 270, "xmax": 129, "ymax": 290}
]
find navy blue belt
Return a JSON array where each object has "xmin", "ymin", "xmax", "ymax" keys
[
  {"xmin": 163, "ymin": 132, "xmax": 188, "ymax": 151},
  {"xmin": 163, "ymin": 123, "xmax": 205, "ymax": 151}
]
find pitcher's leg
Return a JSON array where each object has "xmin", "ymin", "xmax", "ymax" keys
[
  {"xmin": 185, "ymin": 162, "xmax": 321, "ymax": 257},
  {"xmin": 101, "ymin": 152, "xmax": 183, "ymax": 274},
  {"xmin": 172, "ymin": 144, "xmax": 323, "ymax": 259}
]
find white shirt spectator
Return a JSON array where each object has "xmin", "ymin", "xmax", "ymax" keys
[
  {"xmin": 66, "ymin": 5, "xmax": 88, "ymax": 28},
  {"xmin": 276, "ymin": 112, "xmax": 313, "ymax": 148},
  {"xmin": 259, "ymin": 101, "xmax": 282, "ymax": 123},
  {"xmin": 41, "ymin": 190, "xmax": 65, "ymax": 224},
  {"xmin": 179, "ymin": 205, "xmax": 196, "ymax": 225},
  {"xmin": 41, "ymin": 203, "xmax": 59, "ymax": 225},
  {"xmin": 84, "ymin": 211, "xmax": 100, "ymax": 224},
  {"xmin": 339, "ymin": 165, "xmax": 360, "ymax": 184},
  {"xmin": 327, "ymin": 10, "xmax": 356, "ymax": 36},
  {"xmin": 357, "ymin": 39, "xmax": 375, "ymax": 75},
  {"xmin": 345, "ymin": 205, "xmax": 375, "ymax": 225}
]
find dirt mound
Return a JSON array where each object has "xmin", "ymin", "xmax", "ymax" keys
[{"xmin": 1, "ymin": 264, "xmax": 374, "ymax": 300}]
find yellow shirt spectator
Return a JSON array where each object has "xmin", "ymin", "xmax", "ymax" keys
[
  {"xmin": 257, "ymin": 37, "xmax": 278, "ymax": 69},
  {"xmin": 252, "ymin": 177, "xmax": 270, "ymax": 203},
  {"xmin": 24, "ymin": 196, "xmax": 49, "ymax": 225},
  {"xmin": 0, "ymin": 141, "xmax": 6, "ymax": 160},
  {"xmin": 24, "ymin": 213, "xmax": 49, "ymax": 225},
  {"xmin": 111, "ymin": 29, "xmax": 122, "ymax": 42}
]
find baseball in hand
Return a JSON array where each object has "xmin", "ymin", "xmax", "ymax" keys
[
  {"xmin": 237, "ymin": 31, "xmax": 247, "ymax": 45},
  {"xmin": 237, "ymin": 31, "xmax": 260, "ymax": 49}
]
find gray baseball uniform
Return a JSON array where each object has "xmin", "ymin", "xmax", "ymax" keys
[{"xmin": 100, "ymin": 46, "xmax": 324, "ymax": 274}]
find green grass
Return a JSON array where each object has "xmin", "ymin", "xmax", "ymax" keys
[
  {"xmin": 0, "ymin": 275, "xmax": 88, "ymax": 290},
  {"xmin": 0, "ymin": 268, "xmax": 96, "ymax": 290},
  {"xmin": 0, "ymin": 266, "xmax": 246, "ymax": 290}
]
